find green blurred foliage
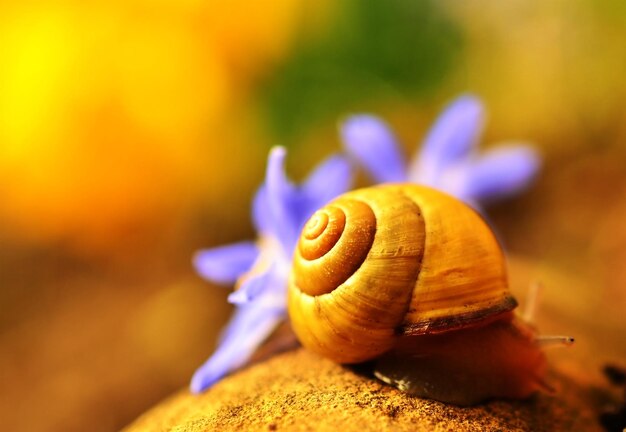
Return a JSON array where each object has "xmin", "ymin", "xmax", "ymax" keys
[{"xmin": 258, "ymin": 0, "xmax": 462, "ymax": 142}]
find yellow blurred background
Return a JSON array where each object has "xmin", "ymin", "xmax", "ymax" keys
[{"xmin": 1, "ymin": 1, "xmax": 625, "ymax": 431}]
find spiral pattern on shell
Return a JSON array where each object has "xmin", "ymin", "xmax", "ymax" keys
[
  {"xmin": 294, "ymin": 201, "xmax": 376, "ymax": 297},
  {"xmin": 288, "ymin": 184, "xmax": 516, "ymax": 364}
]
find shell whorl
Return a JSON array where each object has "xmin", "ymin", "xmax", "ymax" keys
[
  {"xmin": 288, "ymin": 184, "xmax": 516, "ymax": 364},
  {"xmin": 294, "ymin": 201, "xmax": 376, "ymax": 296}
]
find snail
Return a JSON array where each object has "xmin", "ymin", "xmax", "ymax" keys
[{"xmin": 288, "ymin": 184, "xmax": 572, "ymax": 405}]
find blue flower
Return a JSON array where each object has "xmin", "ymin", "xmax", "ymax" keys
[
  {"xmin": 190, "ymin": 146, "xmax": 352, "ymax": 393},
  {"xmin": 340, "ymin": 94, "xmax": 540, "ymax": 207}
]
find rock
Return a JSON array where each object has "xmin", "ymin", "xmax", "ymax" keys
[{"xmin": 124, "ymin": 349, "xmax": 606, "ymax": 431}]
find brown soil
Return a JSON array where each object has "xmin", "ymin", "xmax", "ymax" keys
[{"xmin": 124, "ymin": 348, "xmax": 611, "ymax": 432}]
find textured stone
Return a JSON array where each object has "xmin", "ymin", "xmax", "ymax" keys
[{"xmin": 124, "ymin": 348, "xmax": 606, "ymax": 432}]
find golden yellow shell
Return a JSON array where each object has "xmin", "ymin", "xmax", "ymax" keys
[{"xmin": 288, "ymin": 184, "xmax": 517, "ymax": 364}]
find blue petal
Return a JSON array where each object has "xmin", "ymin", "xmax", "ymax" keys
[
  {"xmin": 251, "ymin": 185, "xmax": 271, "ymax": 234},
  {"xmin": 193, "ymin": 242, "xmax": 259, "ymax": 285},
  {"xmin": 340, "ymin": 115, "xmax": 407, "ymax": 183},
  {"xmin": 227, "ymin": 266, "xmax": 274, "ymax": 305},
  {"xmin": 222, "ymin": 267, "xmax": 287, "ymax": 342},
  {"xmin": 300, "ymin": 154, "xmax": 353, "ymax": 221},
  {"xmin": 422, "ymin": 162, "xmax": 472, "ymax": 203},
  {"xmin": 463, "ymin": 145, "xmax": 541, "ymax": 202},
  {"xmin": 265, "ymin": 146, "xmax": 300, "ymax": 252},
  {"xmin": 409, "ymin": 94, "xmax": 484, "ymax": 184},
  {"xmin": 189, "ymin": 304, "xmax": 284, "ymax": 393}
]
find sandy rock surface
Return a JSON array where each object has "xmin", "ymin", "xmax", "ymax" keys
[{"xmin": 123, "ymin": 348, "xmax": 613, "ymax": 431}]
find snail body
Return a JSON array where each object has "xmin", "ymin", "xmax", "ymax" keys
[{"xmin": 288, "ymin": 184, "xmax": 548, "ymax": 405}]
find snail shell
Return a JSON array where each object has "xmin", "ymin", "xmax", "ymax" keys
[
  {"xmin": 288, "ymin": 184, "xmax": 516, "ymax": 363},
  {"xmin": 288, "ymin": 184, "xmax": 547, "ymax": 405}
]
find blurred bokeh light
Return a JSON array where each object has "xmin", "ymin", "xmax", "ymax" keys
[{"xmin": 1, "ymin": 1, "xmax": 625, "ymax": 431}]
